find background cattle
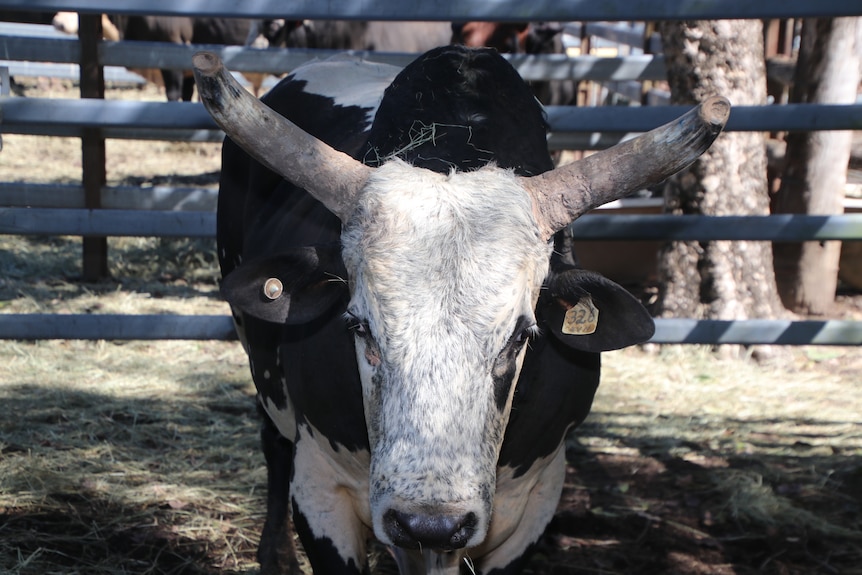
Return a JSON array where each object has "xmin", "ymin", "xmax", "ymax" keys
[
  {"xmin": 52, "ymin": 14, "xmax": 571, "ymax": 105},
  {"xmin": 53, "ymin": 13, "xmax": 255, "ymax": 101},
  {"xmin": 247, "ymin": 19, "xmax": 453, "ymax": 53},
  {"xmin": 250, "ymin": 19, "xmax": 574, "ymax": 106},
  {"xmin": 0, "ymin": 10, "xmax": 55, "ymax": 24}
]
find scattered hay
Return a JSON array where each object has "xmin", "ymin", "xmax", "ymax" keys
[
  {"xmin": 362, "ymin": 120, "xmax": 493, "ymax": 169},
  {"xmin": 0, "ymin": 337, "xmax": 263, "ymax": 575},
  {"xmin": 0, "ymin": 235, "xmax": 224, "ymax": 316},
  {"xmin": 3, "ymin": 336, "xmax": 859, "ymax": 573},
  {"xmin": 715, "ymin": 470, "xmax": 862, "ymax": 539},
  {"xmin": 0, "ymin": 229, "xmax": 257, "ymax": 574}
]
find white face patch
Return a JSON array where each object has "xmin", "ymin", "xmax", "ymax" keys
[
  {"xmin": 340, "ymin": 160, "xmax": 552, "ymax": 549},
  {"xmin": 288, "ymin": 55, "xmax": 400, "ymax": 125}
]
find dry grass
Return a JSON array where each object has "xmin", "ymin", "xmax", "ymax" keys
[
  {"xmin": 2, "ymin": 235, "xmax": 860, "ymax": 572},
  {"xmin": 0, "ymin": 337, "xmax": 263, "ymax": 575},
  {"xmin": 592, "ymin": 344, "xmax": 862, "ymax": 530},
  {"xmin": 0, "ymin": 235, "xmax": 224, "ymax": 316}
]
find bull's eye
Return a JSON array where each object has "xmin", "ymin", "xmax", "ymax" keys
[
  {"xmin": 513, "ymin": 325, "xmax": 538, "ymax": 349},
  {"xmin": 501, "ymin": 318, "xmax": 538, "ymax": 358},
  {"xmin": 492, "ymin": 321, "xmax": 537, "ymax": 411},
  {"xmin": 345, "ymin": 312, "xmax": 381, "ymax": 367},
  {"xmin": 345, "ymin": 314, "xmax": 369, "ymax": 337}
]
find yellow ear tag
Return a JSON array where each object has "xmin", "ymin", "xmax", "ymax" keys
[{"xmin": 562, "ymin": 294, "xmax": 599, "ymax": 335}]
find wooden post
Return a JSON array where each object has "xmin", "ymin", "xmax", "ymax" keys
[
  {"xmin": 773, "ymin": 17, "xmax": 861, "ymax": 315},
  {"xmin": 79, "ymin": 13, "xmax": 108, "ymax": 281},
  {"xmin": 641, "ymin": 21, "xmax": 656, "ymax": 105},
  {"xmin": 576, "ymin": 25, "xmax": 592, "ymax": 107}
]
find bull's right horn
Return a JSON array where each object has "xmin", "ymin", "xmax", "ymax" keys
[
  {"xmin": 524, "ymin": 96, "xmax": 731, "ymax": 240},
  {"xmin": 192, "ymin": 51, "xmax": 370, "ymax": 222}
]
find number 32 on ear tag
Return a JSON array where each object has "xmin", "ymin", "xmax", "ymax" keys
[{"xmin": 562, "ymin": 294, "xmax": 599, "ymax": 335}]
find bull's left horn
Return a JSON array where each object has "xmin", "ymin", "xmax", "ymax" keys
[
  {"xmin": 192, "ymin": 51, "xmax": 370, "ymax": 221},
  {"xmin": 524, "ymin": 96, "xmax": 730, "ymax": 240}
]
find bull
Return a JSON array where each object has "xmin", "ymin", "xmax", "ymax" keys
[{"xmin": 192, "ymin": 46, "xmax": 728, "ymax": 574}]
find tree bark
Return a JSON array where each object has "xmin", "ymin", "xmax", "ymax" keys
[
  {"xmin": 655, "ymin": 20, "xmax": 787, "ymax": 354},
  {"xmin": 772, "ymin": 18, "xmax": 862, "ymax": 315}
]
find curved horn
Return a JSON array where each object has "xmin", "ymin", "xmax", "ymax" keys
[
  {"xmin": 524, "ymin": 96, "xmax": 731, "ymax": 240},
  {"xmin": 192, "ymin": 51, "xmax": 370, "ymax": 221}
]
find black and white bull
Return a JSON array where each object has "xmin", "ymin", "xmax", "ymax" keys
[{"xmin": 192, "ymin": 46, "xmax": 728, "ymax": 574}]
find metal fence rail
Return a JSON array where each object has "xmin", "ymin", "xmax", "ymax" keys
[
  {"xmin": 0, "ymin": 314, "xmax": 239, "ymax": 340},
  {"xmin": 0, "ymin": 314, "xmax": 859, "ymax": 346},
  {"xmin": 3, "ymin": 208, "xmax": 862, "ymax": 242},
  {"xmin": 0, "ymin": 3, "xmax": 860, "ymax": 345},
  {"xmin": 0, "ymin": 183, "xmax": 219, "ymax": 211},
  {"xmin": 650, "ymin": 319, "xmax": 862, "ymax": 346},
  {"xmin": 3, "ymin": 97, "xmax": 861, "ymax": 146}
]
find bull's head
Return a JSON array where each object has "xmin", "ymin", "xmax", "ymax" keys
[{"xmin": 193, "ymin": 51, "xmax": 728, "ymax": 558}]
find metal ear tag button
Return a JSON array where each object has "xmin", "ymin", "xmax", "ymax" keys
[
  {"xmin": 263, "ymin": 278, "xmax": 284, "ymax": 300},
  {"xmin": 562, "ymin": 294, "xmax": 599, "ymax": 335}
]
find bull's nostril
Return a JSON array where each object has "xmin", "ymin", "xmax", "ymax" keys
[
  {"xmin": 449, "ymin": 511, "xmax": 478, "ymax": 548},
  {"xmin": 383, "ymin": 509, "xmax": 478, "ymax": 551}
]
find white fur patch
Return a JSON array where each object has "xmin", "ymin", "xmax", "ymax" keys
[
  {"xmin": 385, "ymin": 446, "xmax": 568, "ymax": 574},
  {"xmin": 472, "ymin": 446, "xmax": 568, "ymax": 572},
  {"xmin": 340, "ymin": 160, "xmax": 552, "ymax": 548},
  {"xmin": 259, "ymin": 379, "xmax": 296, "ymax": 442},
  {"xmin": 291, "ymin": 421, "xmax": 373, "ymax": 566},
  {"xmin": 289, "ymin": 55, "xmax": 400, "ymax": 125}
]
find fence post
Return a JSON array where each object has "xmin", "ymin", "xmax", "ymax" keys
[
  {"xmin": 79, "ymin": 13, "xmax": 108, "ymax": 281},
  {"xmin": 0, "ymin": 65, "xmax": 9, "ymax": 96},
  {"xmin": 641, "ymin": 21, "xmax": 657, "ymax": 105}
]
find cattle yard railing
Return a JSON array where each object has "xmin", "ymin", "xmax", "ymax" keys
[{"xmin": 0, "ymin": 0, "xmax": 861, "ymax": 346}]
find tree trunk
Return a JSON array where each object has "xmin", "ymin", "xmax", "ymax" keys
[
  {"xmin": 655, "ymin": 20, "xmax": 787, "ymax": 355},
  {"xmin": 772, "ymin": 18, "xmax": 862, "ymax": 315}
]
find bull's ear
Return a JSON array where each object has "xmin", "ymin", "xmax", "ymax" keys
[
  {"xmin": 541, "ymin": 268, "xmax": 654, "ymax": 352},
  {"xmin": 221, "ymin": 246, "xmax": 348, "ymax": 325}
]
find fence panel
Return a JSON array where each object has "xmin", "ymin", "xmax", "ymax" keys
[
  {"xmin": 0, "ymin": 4, "xmax": 859, "ymax": 344},
  {"xmin": 4, "ymin": 96, "xmax": 861, "ymax": 143},
  {"xmin": 3, "ymin": 209, "xmax": 862, "ymax": 242}
]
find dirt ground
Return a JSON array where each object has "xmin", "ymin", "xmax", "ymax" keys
[{"xmin": 0, "ymin": 78, "xmax": 860, "ymax": 574}]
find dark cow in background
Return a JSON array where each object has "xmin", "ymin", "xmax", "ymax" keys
[
  {"xmin": 104, "ymin": 15, "xmax": 195, "ymax": 101},
  {"xmin": 53, "ymin": 13, "xmax": 254, "ymax": 101},
  {"xmin": 0, "ymin": 10, "xmax": 55, "ymax": 24},
  {"xmin": 248, "ymin": 19, "xmax": 452, "ymax": 52},
  {"xmin": 250, "ymin": 19, "xmax": 573, "ymax": 106},
  {"xmin": 193, "ymin": 45, "xmax": 727, "ymax": 574},
  {"xmin": 111, "ymin": 16, "xmax": 254, "ymax": 101}
]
